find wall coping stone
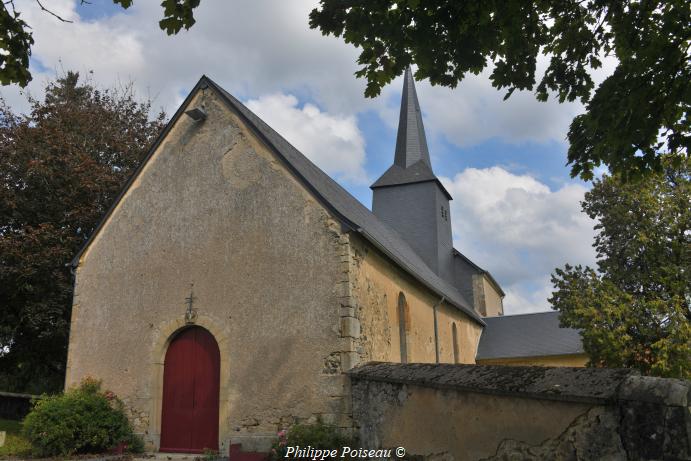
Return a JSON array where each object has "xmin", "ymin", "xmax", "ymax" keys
[
  {"xmin": 0, "ymin": 391, "xmax": 40, "ymax": 400},
  {"xmin": 618, "ymin": 375, "xmax": 689, "ymax": 407},
  {"xmin": 348, "ymin": 362, "xmax": 688, "ymax": 406}
]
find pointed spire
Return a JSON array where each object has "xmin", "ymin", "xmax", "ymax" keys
[
  {"xmin": 394, "ymin": 67, "xmax": 431, "ymax": 169},
  {"xmin": 370, "ymin": 67, "xmax": 448, "ymax": 193}
]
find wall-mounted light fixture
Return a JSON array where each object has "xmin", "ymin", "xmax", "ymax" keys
[{"xmin": 185, "ymin": 107, "xmax": 207, "ymax": 121}]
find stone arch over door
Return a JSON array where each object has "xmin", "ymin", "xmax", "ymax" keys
[{"xmin": 148, "ymin": 316, "xmax": 230, "ymax": 452}]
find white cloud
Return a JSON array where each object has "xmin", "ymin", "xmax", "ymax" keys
[
  {"xmin": 377, "ymin": 56, "xmax": 618, "ymax": 148},
  {"xmin": 422, "ymin": 76, "xmax": 581, "ymax": 146},
  {"xmin": 246, "ymin": 93, "xmax": 368, "ymax": 183},
  {"xmin": 0, "ymin": 0, "xmax": 613, "ymax": 152},
  {"xmin": 441, "ymin": 167, "xmax": 596, "ymax": 313},
  {"xmin": 374, "ymin": 63, "xmax": 582, "ymax": 148},
  {"xmin": 2, "ymin": 1, "xmax": 370, "ymax": 183},
  {"xmin": 503, "ymin": 279, "xmax": 556, "ymax": 315},
  {"xmin": 2, "ymin": 0, "xmax": 371, "ymax": 117},
  {"xmin": 26, "ymin": 1, "xmax": 145, "ymax": 78}
]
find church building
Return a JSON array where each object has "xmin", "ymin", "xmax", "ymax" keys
[{"xmin": 65, "ymin": 69, "xmax": 578, "ymax": 454}]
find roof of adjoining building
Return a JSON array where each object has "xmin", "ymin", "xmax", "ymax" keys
[
  {"xmin": 70, "ymin": 75, "xmax": 484, "ymax": 325},
  {"xmin": 476, "ymin": 311, "xmax": 584, "ymax": 360}
]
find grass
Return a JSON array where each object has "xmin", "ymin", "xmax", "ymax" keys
[{"xmin": 0, "ymin": 418, "xmax": 31, "ymax": 458}]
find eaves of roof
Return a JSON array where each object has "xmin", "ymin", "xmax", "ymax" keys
[{"xmin": 371, "ymin": 161, "xmax": 453, "ymax": 200}]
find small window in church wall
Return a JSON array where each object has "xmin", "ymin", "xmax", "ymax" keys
[
  {"xmin": 452, "ymin": 323, "xmax": 460, "ymax": 364},
  {"xmin": 398, "ymin": 293, "xmax": 409, "ymax": 363}
]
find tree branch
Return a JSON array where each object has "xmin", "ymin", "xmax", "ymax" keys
[{"xmin": 35, "ymin": 0, "xmax": 72, "ymax": 23}]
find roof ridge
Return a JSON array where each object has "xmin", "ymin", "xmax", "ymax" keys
[{"xmin": 485, "ymin": 310, "xmax": 559, "ymax": 319}]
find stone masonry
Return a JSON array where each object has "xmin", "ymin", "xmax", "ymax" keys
[{"xmin": 349, "ymin": 362, "xmax": 691, "ymax": 461}]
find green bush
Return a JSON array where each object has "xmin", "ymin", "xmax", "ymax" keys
[
  {"xmin": 269, "ymin": 420, "xmax": 355, "ymax": 461},
  {"xmin": 22, "ymin": 377, "xmax": 143, "ymax": 457}
]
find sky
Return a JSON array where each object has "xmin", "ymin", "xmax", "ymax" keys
[{"xmin": 0, "ymin": 0, "xmax": 610, "ymax": 314}]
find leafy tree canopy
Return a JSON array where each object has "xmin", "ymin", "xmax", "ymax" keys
[
  {"xmin": 550, "ymin": 155, "xmax": 690, "ymax": 379},
  {"xmin": 310, "ymin": 0, "xmax": 690, "ymax": 180},
  {"xmin": 0, "ymin": 72, "xmax": 165, "ymax": 393}
]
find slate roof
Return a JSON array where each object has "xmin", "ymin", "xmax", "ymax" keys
[
  {"xmin": 71, "ymin": 75, "xmax": 484, "ymax": 325},
  {"xmin": 371, "ymin": 160, "xmax": 437, "ymax": 188},
  {"xmin": 476, "ymin": 311, "xmax": 584, "ymax": 360},
  {"xmin": 394, "ymin": 67, "xmax": 431, "ymax": 169}
]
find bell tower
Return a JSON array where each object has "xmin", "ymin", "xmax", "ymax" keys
[{"xmin": 371, "ymin": 68, "xmax": 454, "ymax": 282}]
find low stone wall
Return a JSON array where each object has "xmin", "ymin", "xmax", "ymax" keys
[
  {"xmin": 349, "ymin": 363, "xmax": 690, "ymax": 461},
  {"xmin": 0, "ymin": 391, "xmax": 38, "ymax": 420}
]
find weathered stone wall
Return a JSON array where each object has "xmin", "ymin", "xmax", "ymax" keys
[
  {"xmin": 350, "ymin": 362, "xmax": 690, "ymax": 461},
  {"xmin": 347, "ymin": 235, "xmax": 482, "ymax": 366},
  {"xmin": 65, "ymin": 88, "xmax": 352, "ymax": 452},
  {"xmin": 478, "ymin": 276, "xmax": 503, "ymax": 318},
  {"xmin": 469, "ymin": 274, "xmax": 503, "ymax": 318}
]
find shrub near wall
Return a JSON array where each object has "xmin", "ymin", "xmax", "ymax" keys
[
  {"xmin": 22, "ymin": 378, "xmax": 143, "ymax": 457},
  {"xmin": 269, "ymin": 421, "xmax": 355, "ymax": 461}
]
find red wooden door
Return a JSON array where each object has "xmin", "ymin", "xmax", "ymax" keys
[{"xmin": 160, "ymin": 327, "xmax": 220, "ymax": 453}]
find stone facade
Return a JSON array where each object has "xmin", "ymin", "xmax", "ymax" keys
[
  {"xmin": 452, "ymin": 254, "xmax": 504, "ymax": 318},
  {"xmin": 348, "ymin": 235, "xmax": 482, "ymax": 366},
  {"xmin": 66, "ymin": 88, "xmax": 350, "ymax": 451},
  {"xmin": 65, "ymin": 85, "xmax": 482, "ymax": 452},
  {"xmin": 471, "ymin": 274, "xmax": 503, "ymax": 318}
]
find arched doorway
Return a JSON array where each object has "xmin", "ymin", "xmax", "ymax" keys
[{"xmin": 160, "ymin": 326, "xmax": 220, "ymax": 453}]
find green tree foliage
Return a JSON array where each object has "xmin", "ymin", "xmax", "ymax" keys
[
  {"xmin": 0, "ymin": 0, "xmax": 201, "ymax": 87},
  {"xmin": 113, "ymin": 0, "xmax": 200, "ymax": 35},
  {"xmin": 23, "ymin": 377, "xmax": 144, "ymax": 457},
  {"xmin": 310, "ymin": 1, "xmax": 690, "ymax": 180},
  {"xmin": 0, "ymin": 73, "xmax": 165, "ymax": 393},
  {"xmin": 550, "ymin": 156, "xmax": 690, "ymax": 379},
  {"xmin": 0, "ymin": 3, "xmax": 33, "ymax": 86}
]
